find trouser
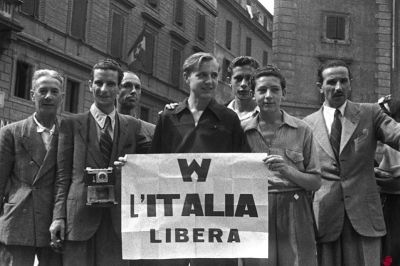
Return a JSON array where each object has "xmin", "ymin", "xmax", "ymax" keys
[{"xmin": 0, "ymin": 243, "xmax": 61, "ymax": 266}]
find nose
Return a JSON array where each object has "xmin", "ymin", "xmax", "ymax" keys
[
  {"xmin": 45, "ymin": 91, "xmax": 53, "ymax": 99},
  {"xmin": 265, "ymin": 89, "xmax": 272, "ymax": 98},
  {"xmin": 100, "ymin": 83, "xmax": 108, "ymax": 92},
  {"xmin": 334, "ymin": 81, "xmax": 342, "ymax": 91},
  {"xmin": 240, "ymin": 79, "xmax": 248, "ymax": 89}
]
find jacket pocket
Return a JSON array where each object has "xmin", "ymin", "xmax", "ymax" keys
[{"xmin": 285, "ymin": 149, "xmax": 304, "ymax": 170}]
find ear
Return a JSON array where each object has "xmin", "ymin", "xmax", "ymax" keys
[
  {"xmin": 183, "ymin": 72, "xmax": 189, "ymax": 84},
  {"xmin": 31, "ymin": 90, "xmax": 35, "ymax": 102},
  {"xmin": 316, "ymin": 82, "xmax": 323, "ymax": 93},
  {"xmin": 282, "ymin": 88, "xmax": 287, "ymax": 99},
  {"xmin": 88, "ymin": 80, "xmax": 94, "ymax": 92}
]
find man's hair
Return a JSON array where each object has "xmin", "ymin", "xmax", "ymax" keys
[
  {"xmin": 228, "ymin": 56, "xmax": 260, "ymax": 77},
  {"xmin": 249, "ymin": 65, "xmax": 286, "ymax": 91},
  {"xmin": 182, "ymin": 52, "xmax": 219, "ymax": 76},
  {"xmin": 317, "ymin": 59, "xmax": 352, "ymax": 84},
  {"xmin": 90, "ymin": 58, "xmax": 123, "ymax": 85},
  {"xmin": 31, "ymin": 69, "xmax": 64, "ymax": 91}
]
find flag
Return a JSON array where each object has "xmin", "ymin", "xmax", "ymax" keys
[
  {"xmin": 127, "ymin": 29, "xmax": 146, "ymax": 71},
  {"xmin": 246, "ymin": 0, "xmax": 253, "ymax": 19}
]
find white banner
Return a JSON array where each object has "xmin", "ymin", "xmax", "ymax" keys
[{"xmin": 121, "ymin": 153, "xmax": 269, "ymax": 260}]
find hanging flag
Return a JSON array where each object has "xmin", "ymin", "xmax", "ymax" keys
[
  {"xmin": 127, "ymin": 29, "xmax": 155, "ymax": 73},
  {"xmin": 246, "ymin": 0, "xmax": 253, "ymax": 19}
]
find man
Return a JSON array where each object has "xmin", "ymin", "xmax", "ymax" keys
[
  {"xmin": 118, "ymin": 71, "xmax": 155, "ymax": 140},
  {"xmin": 49, "ymin": 59, "xmax": 150, "ymax": 266},
  {"xmin": 226, "ymin": 56, "xmax": 259, "ymax": 123},
  {"xmin": 0, "ymin": 69, "xmax": 64, "ymax": 265},
  {"xmin": 303, "ymin": 60, "xmax": 400, "ymax": 266}
]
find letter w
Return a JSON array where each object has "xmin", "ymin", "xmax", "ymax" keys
[{"xmin": 178, "ymin": 159, "xmax": 211, "ymax": 182}]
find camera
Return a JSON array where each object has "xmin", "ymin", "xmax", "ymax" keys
[{"xmin": 84, "ymin": 167, "xmax": 117, "ymax": 207}]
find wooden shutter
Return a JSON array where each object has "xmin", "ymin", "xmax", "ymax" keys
[
  {"xmin": 110, "ymin": 12, "xmax": 124, "ymax": 58},
  {"xmin": 171, "ymin": 48, "xmax": 181, "ymax": 86},
  {"xmin": 144, "ymin": 31, "xmax": 155, "ymax": 74},
  {"xmin": 21, "ymin": 0, "xmax": 39, "ymax": 17},
  {"xmin": 326, "ymin": 16, "xmax": 337, "ymax": 39},
  {"xmin": 246, "ymin": 37, "xmax": 252, "ymax": 56},
  {"xmin": 14, "ymin": 61, "xmax": 32, "ymax": 100},
  {"xmin": 148, "ymin": 0, "xmax": 158, "ymax": 8},
  {"xmin": 197, "ymin": 13, "xmax": 206, "ymax": 40},
  {"xmin": 225, "ymin": 20, "xmax": 232, "ymax": 50},
  {"xmin": 336, "ymin": 16, "xmax": 346, "ymax": 40},
  {"xmin": 175, "ymin": 0, "xmax": 184, "ymax": 25},
  {"xmin": 71, "ymin": 0, "xmax": 87, "ymax": 40},
  {"xmin": 263, "ymin": 51, "xmax": 268, "ymax": 66}
]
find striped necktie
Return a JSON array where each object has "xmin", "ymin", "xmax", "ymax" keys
[
  {"xmin": 100, "ymin": 116, "xmax": 113, "ymax": 165},
  {"xmin": 329, "ymin": 109, "xmax": 342, "ymax": 161}
]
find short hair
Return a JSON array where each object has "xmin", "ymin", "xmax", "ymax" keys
[
  {"xmin": 31, "ymin": 69, "xmax": 64, "ymax": 91},
  {"xmin": 91, "ymin": 58, "xmax": 123, "ymax": 85},
  {"xmin": 317, "ymin": 59, "xmax": 352, "ymax": 84},
  {"xmin": 182, "ymin": 52, "xmax": 219, "ymax": 76},
  {"xmin": 228, "ymin": 56, "xmax": 260, "ymax": 77},
  {"xmin": 249, "ymin": 65, "xmax": 286, "ymax": 91}
]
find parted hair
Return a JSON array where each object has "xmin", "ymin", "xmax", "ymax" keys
[
  {"xmin": 182, "ymin": 52, "xmax": 219, "ymax": 76},
  {"xmin": 91, "ymin": 58, "xmax": 123, "ymax": 85},
  {"xmin": 228, "ymin": 56, "xmax": 260, "ymax": 77},
  {"xmin": 31, "ymin": 69, "xmax": 64, "ymax": 91},
  {"xmin": 249, "ymin": 65, "xmax": 286, "ymax": 91},
  {"xmin": 317, "ymin": 59, "xmax": 352, "ymax": 84}
]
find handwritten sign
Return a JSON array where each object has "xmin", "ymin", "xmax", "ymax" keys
[{"xmin": 121, "ymin": 153, "xmax": 269, "ymax": 260}]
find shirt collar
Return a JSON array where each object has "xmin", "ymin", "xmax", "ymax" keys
[
  {"xmin": 323, "ymin": 100, "xmax": 347, "ymax": 116},
  {"xmin": 227, "ymin": 99, "xmax": 260, "ymax": 120},
  {"xmin": 33, "ymin": 113, "xmax": 56, "ymax": 135},
  {"xmin": 174, "ymin": 98, "xmax": 224, "ymax": 121},
  {"xmin": 90, "ymin": 103, "xmax": 116, "ymax": 129},
  {"xmin": 242, "ymin": 110, "xmax": 297, "ymax": 133}
]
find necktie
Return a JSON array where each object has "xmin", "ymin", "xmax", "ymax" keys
[
  {"xmin": 100, "ymin": 116, "xmax": 113, "ymax": 165},
  {"xmin": 330, "ymin": 109, "xmax": 342, "ymax": 161}
]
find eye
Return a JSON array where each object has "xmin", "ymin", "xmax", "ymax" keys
[
  {"xmin": 211, "ymin": 73, "xmax": 218, "ymax": 79},
  {"xmin": 94, "ymin": 81, "xmax": 103, "ymax": 87}
]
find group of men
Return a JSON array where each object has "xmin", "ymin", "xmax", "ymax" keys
[{"xmin": 0, "ymin": 54, "xmax": 399, "ymax": 266}]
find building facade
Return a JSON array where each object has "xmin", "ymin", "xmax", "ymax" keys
[
  {"xmin": 214, "ymin": 0, "xmax": 273, "ymax": 103},
  {"xmin": 0, "ymin": 0, "xmax": 217, "ymax": 125},
  {"xmin": 273, "ymin": 0, "xmax": 399, "ymax": 117}
]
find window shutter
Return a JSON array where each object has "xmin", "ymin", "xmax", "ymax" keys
[
  {"xmin": 148, "ymin": 0, "xmax": 158, "ymax": 8},
  {"xmin": 336, "ymin": 16, "xmax": 346, "ymax": 40},
  {"xmin": 263, "ymin": 51, "xmax": 268, "ymax": 66},
  {"xmin": 225, "ymin": 20, "xmax": 232, "ymax": 50},
  {"xmin": 21, "ymin": 0, "xmax": 39, "ymax": 17},
  {"xmin": 175, "ymin": 0, "xmax": 184, "ymax": 25},
  {"xmin": 197, "ymin": 13, "xmax": 206, "ymax": 40},
  {"xmin": 246, "ymin": 37, "xmax": 252, "ymax": 56},
  {"xmin": 65, "ymin": 79, "xmax": 80, "ymax": 113},
  {"xmin": 326, "ymin": 16, "xmax": 337, "ymax": 39},
  {"xmin": 71, "ymin": 0, "xmax": 87, "ymax": 40},
  {"xmin": 144, "ymin": 31, "xmax": 155, "ymax": 74},
  {"xmin": 171, "ymin": 48, "xmax": 181, "ymax": 86},
  {"xmin": 110, "ymin": 12, "xmax": 124, "ymax": 58},
  {"xmin": 14, "ymin": 61, "xmax": 32, "ymax": 100}
]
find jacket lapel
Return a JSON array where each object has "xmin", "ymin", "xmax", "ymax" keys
[
  {"xmin": 21, "ymin": 116, "xmax": 47, "ymax": 168},
  {"xmin": 33, "ymin": 126, "xmax": 58, "ymax": 184},
  {"xmin": 114, "ymin": 113, "xmax": 128, "ymax": 162},
  {"xmin": 311, "ymin": 108, "xmax": 336, "ymax": 161},
  {"xmin": 340, "ymin": 101, "xmax": 360, "ymax": 154},
  {"xmin": 78, "ymin": 112, "xmax": 103, "ymax": 167}
]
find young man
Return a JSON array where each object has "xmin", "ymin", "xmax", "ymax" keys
[
  {"xmin": 118, "ymin": 71, "xmax": 155, "ymax": 141},
  {"xmin": 149, "ymin": 52, "xmax": 247, "ymax": 266},
  {"xmin": 226, "ymin": 56, "xmax": 260, "ymax": 123},
  {"xmin": 303, "ymin": 60, "xmax": 400, "ymax": 266},
  {"xmin": 0, "ymin": 69, "xmax": 64, "ymax": 265},
  {"xmin": 50, "ymin": 59, "xmax": 150, "ymax": 266}
]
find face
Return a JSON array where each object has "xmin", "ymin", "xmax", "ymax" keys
[
  {"xmin": 119, "ymin": 72, "xmax": 141, "ymax": 109},
  {"xmin": 320, "ymin": 66, "xmax": 351, "ymax": 108},
  {"xmin": 184, "ymin": 59, "xmax": 219, "ymax": 101},
  {"xmin": 89, "ymin": 69, "xmax": 119, "ymax": 112},
  {"xmin": 32, "ymin": 75, "xmax": 63, "ymax": 116},
  {"xmin": 230, "ymin": 65, "xmax": 256, "ymax": 100},
  {"xmin": 254, "ymin": 75, "xmax": 285, "ymax": 114}
]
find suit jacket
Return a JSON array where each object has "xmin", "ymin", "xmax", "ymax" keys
[
  {"xmin": 0, "ymin": 115, "xmax": 58, "ymax": 246},
  {"xmin": 303, "ymin": 101, "xmax": 400, "ymax": 242},
  {"xmin": 52, "ymin": 111, "xmax": 149, "ymax": 241},
  {"xmin": 139, "ymin": 119, "xmax": 155, "ymax": 142}
]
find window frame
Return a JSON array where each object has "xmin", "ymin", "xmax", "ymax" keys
[
  {"xmin": 322, "ymin": 12, "xmax": 351, "ymax": 45},
  {"xmin": 64, "ymin": 78, "xmax": 81, "ymax": 114}
]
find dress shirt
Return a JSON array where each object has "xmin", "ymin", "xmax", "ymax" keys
[
  {"xmin": 323, "ymin": 101, "xmax": 347, "ymax": 135},
  {"xmin": 150, "ymin": 98, "xmax": 248, "ymax": 153},
  {"xmin": 227, "ymin": 99, "xmax": 259, "ymax": 123},
  {"xmin": 89, "ymin": 103, "xmax": 116, "ymax": 140},
  {"xmin": 33, "ymin": 113, "xmax": 55, "ymax": 151},
  {"xmin": 242, "ymin": 111, "xmax": 321, "ymax": 192}
]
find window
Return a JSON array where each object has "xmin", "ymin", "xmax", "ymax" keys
[
  {"xmin": 140, "ymin": 106, "xmax": 150, "ymax": 122},
  {"xmin": 263, "ymin": 51, "xmax": 268, "ymax": 66},
  {"xmin": 221, "ymin": 58, "xmax": 231, "ymax": 83},
  {"xmin": 21, "ymin": 0, "xmax": 39, "ymax": 18},
  {"xmin": 170, "ymin": 46, "xmax": 182, "ymax": 87},
  {"xmin": 322, "ymin": 13, "xmax": 350, "ymax": 44},
  {"xmin": 14, "ymin": 61, "xmax": 33, "ymax": 100},
  {"xmin": 245, "ymin": 37, "xmax": 252, "ymax": 56},
  {"xmin": 129, "ymin": 29, "xmax": 155, "ymax": 74},
  {"xmin": 225, "ymin": 20, "xmax": 232, "ymax": 50},
  {"xmin": 110, "ymin": 12, "xmax": 124, "ymax": 58},
  {"xmin": 174, "ymin": 0, "xmax": 184, "ymax": 25},
  {"xmin": 70, "ymin": 0, "xmax": 88, "ymax": 40},
  {"xmin": 196, "ymin": 12, "xmax": 206, "ymax": 41},
  {"xmin": 64, "ymin": 79, "xmax": 80, "ymax": 113},
  {"xmin": 147, "ymin": 0, "xmax": 159, "ymax": 8}
]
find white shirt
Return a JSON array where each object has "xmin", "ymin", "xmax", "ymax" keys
[
  {"xmin": 322, "ymin": 101, "xmax": 347, "ymax": 135},
  {"xmin": 89, "ymin": 103, "xmax": 116, "ymax": 140},
  {"xmin": 33, "ymin": 113, "xmax": 56, "ymax": 151},
  {"xmin": 227, "ymin": 99, "xmax": 259, "ymax": 122}
]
